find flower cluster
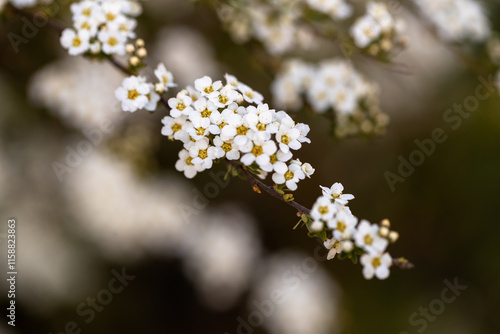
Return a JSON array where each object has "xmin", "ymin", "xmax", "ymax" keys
[
  {"xmin": 161, "ymin": 74, "xmax": 313, "ymax": 188},
  {"xmin": 350, "ymin": 2, "xmax": 406, "ymax": 56},
  {"xmin": 308, "ymin": 182, "xmax": 399, "ymax": 280},
  {"xmin": 217, "ymin": 0, "xmax": 351, "ymax": 55},
  {"xmin": 413, "ymin": 0, "xmax": 490, "ymax": 43},
  {"xmin": 272, "ymin": 58, "xmax": 389, "ymax": 138},
  {"xmin": 114, "ymin": 63, "xmax": 175, "ymax": 112},
  {"xmin": 60, "ymin": 0, "xmax": 142, "ymax": 56}
]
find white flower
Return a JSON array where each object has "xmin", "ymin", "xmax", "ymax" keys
[
  {"xmin": 261, "ymin": 150, "xmax": 291, "ymax": 174},
  {"xmin": 189, "ymin": 138, "xmax": 216, "ymax": 169},
  {"xmin": 327, "ymin": 209, "xmax": 358, "ymax": 240},
  {"xmin": 276, "ymin": 123, "xmax": 301, "ymax": 153},
  {"xmin": 211, "ymin": 84, "xmax": 241, "ymax": 108},
  {"xmin": 107, "ymin": 15, "xmax": 137, "ymax": 38},
  {"xmin": 186, "ymin": 115, "xmax": 211, "ymax": 141},
  {"xmin": 350, "ymin": 15, "xmax": 381, "ymax": 48},
  {"xmin": 98, "ymin": 29, "xmax": 126, "ymax": 55},
  {"xmin": 161, "ymin": 116, "xmax": 189, "ymax": 142},
  {"xmin": 239, "ymin": 138, "xmax": 277, "ymax": 167},
  {"xmin": 168, "ymin": 93, "xmax": 193, "ymax": 117},
  {"xmin": 354, "ymin": 220, "xmax": 388, "ymax": 254},
  {"xmin": 301, "ymin": 162, "xmax": 315, "ymax": 178},
  {"xmin": 194, "ymin": 76, "xmax": 222, "ymax": 97},
  {"xmin": 311, "ymin": 196, "xmax": 337, "ymax": 221},
  {"xmin": 272, "ymin": 163, "xmax": 305, "ymax": 191},
  {"xmin": 213, "ymin": 136, "xmax": 240, "ymax": 160},
  {"xmin": 154, "ymin": 63, "xmax": 176, "ymax": 90},
  {"xmin": 144, "ymin": 84, "xmax": 160, "ymax": 111},
  {"xmin": 60, "ymin": 29, "xmax": 90, "ymax": 56},
  {"xmin": 115, "ymin": 76, "xmax": 150, "ymax": 112},
  {"xmin": 320, "ymin": 182, "xmax": 354, "ymax": 205},
  {"xmin": 295, "ymin": 123, "xmax": 311, "ymax": 143},
  {"xmin": 360, "ymin": 252, "xmax": 392, "ymax": 280},
  {"xmin": 367, "ymin": 2, "xmax": 393, "ymax": 32},
  {"xmin": 175, "ymin": 149, "xmax": 203, "ymax": 179},
  {"xmin": 238, "ymin": 82, "xmax": 264, "ymax": 104},
  {"xmin": 324, "ymin": 238, "xmax": 342, "ymax": 260}
]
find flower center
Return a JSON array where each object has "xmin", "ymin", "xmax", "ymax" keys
[
  {"xmin": 177, "ymin": 103, "xmax": 186, "ymax": 111},
  {"xmin": 72, "ymin": 37, "xmax": 82, "ymax": 47},
  {"xmin": 80, "ymin": 22, "xmax": 91, "ymax": 30},
  {"xmin": 284, "ymin": 170, "xmax": 294, "ymax": 181},
  {"xmin": 372, "ymin": 257, "xmax": 381, "ymax": 268},
  {"xmin": 128, "ymin": 89, "xmax": 139, "ymax": 100},
  {"xmin": 337, "ymin": 221, "xmax": 346, "ymax": 232},
  {"xmin": 172, "ymin": 123, "xmax": 182, "ymax": 133},
  {"xmin": 270, "ymin": 154, "xmax": 278, "ymax": 164},
  {"xmin": 237, "ymin": 126, "xmax": 248, "ymax": 136},
  {"xmin": 198, "ymin": 149, "xmax": 208, "ymax": 159},
  {"xmin": 251, "ymin": 145, "xmax": 263, "ymax": 156},
  {"xmin": 222, "ymin": 142, "xmax": 232, "ymax": 152},
  {"xmin": 281, "ymin": 135, "xmax": 291, "ymax": 144},
  {"xmin": 318, "ymin": 206, "xmax": 329, "ymax": 215},
  {"xmin": 162, "ymin": 76, "xmax": 169, "ymax": 84},
  {"xmin": 204, "ymin": 86, "xmax": 214, "ymax": 94},
  {"xmin": 219, "ymin": 94, "xmax": 229, "ymax": 104},
  {"xmin": 186, "ymin": 157, "xmax": 194, "ymax": 166},
  {"xmin": 106, "ymin": 12, "xmax": 116, "ymax": 21},
  {"xmin": 218, "ymin": 122, "xmax": 227, "ymax": 129},
  {"xmin": 364, "ymin": 234, "xmax": 373, "ymax": 245},
  {"xmin": 195, "ymin": 127, "xmax": 206, "ymax": 136},
  {"xmin": 108, "ymin": 37, "xmax": 118, "ymax": 46},
  {"xmin": 245, "ymin": 91, "xmax": 254, "ymax": 99},
  {"xmin": 82, "ymin": 8, "xmax": 91, "ymax": 16},
  {"xmin": 256, "ymin": 123, "xmax": 267, "ymax": 131},
  {"xmin": 201, "ymin": 109, "xmax": 211, "ymax": 118}
]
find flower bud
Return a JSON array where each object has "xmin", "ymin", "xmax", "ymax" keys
[
  {"xmin": 135, "ymin": 38, "xmax": 145, "ymax": 48},
  {"xmin": 301, "ymin": 163, "xmax": 315, "ymax": 178},
  {"xmin": 380, "ymin": 219, "xmax": 390, "ymax": 228},
  {"xmin": 342, "ymin": 240, "xmax": 353, "ymax": 253},
  {"xmin": 379, "ymin": 226, "xmax": 389, "ymax": 237},
  {"xmin": 129, "ymin": 56, "xmax": 140, "ymax": 66},
  {"xmin": 388, "ymin": 231, "xmax": 399, "ymax": 243},
  {"xmin": 125, "ymin": 43, "xmax": 135, "ymax": 54},
  {"xmin": 89, "ymin": 42, "xmax": 101, "ymax": 54},
  {"xmin": 155, "ymin": 82, "xmax": 165, "ymax": 94},
  {"xmin": 310, "ymin": 221, "xmax": 323, "ymax": 232},
  {"xmin": 136, "ymin": 47, "xmax": 147, "ymax": 58}
]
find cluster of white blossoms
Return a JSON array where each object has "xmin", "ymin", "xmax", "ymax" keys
[
  {"xmin": 114, "ymin": 62, "xmax": 175, "ymax": 112},
  {"xmin": 350, "ymin": 1, "xmax": 406, "ymax": 55},
  {"xmin": 160, "ymin": 74, "xmax": 314, "ymax": 188},
  {"xmin": 272, "ymin": 58, "xmax": 389, "ymax": 138},
  {"xmin": 60, "ymin": 0, "xmax": 142, "ymax": 56},
  {"xmin": 413, "ymin": 0, "xmax": 490, "ymax": 43},
  {"xmin": 309, "ymin": 183, "xmax": 399, "ymax": 280},
  {"xmin": 217, "ymin": 0, "xmax": 352, "ymax": 55}
]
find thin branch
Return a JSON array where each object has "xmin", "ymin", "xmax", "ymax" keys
[{"xmin": 227, "ymin": 160, "xmax": 311, "ymax": 216}]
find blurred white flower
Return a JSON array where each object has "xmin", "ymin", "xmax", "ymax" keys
[
  {"xmin": 152, "ymin": 27, "xmax": 221, "ymax": 87},
  {"xmin": 182, "ymin": 207, "xmax": 261, "ymax": 310},
  {"xmin": 29, "ymin": 57, "xmax": 124, "ymax": 131},
  {"xmin": 249, "ymin": 252, "xmax": 341, "ymax": 334}
]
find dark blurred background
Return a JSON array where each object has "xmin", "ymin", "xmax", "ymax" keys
[{"xmin": 0, "ymin": 1, "xmax": 499, "ymax": 334}]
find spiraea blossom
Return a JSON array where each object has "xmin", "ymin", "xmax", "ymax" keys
[
  {"xmin": 217, "ymin": 0, "xmax": 353, "ymax": 55},
  {"xmin": 152, "ymin": 74, "xmax": 314, "ymax": 190},
  {"xmin": 60, "ymin": 0, "xmax": 142, "ymax": 56},
  {"xmin": 413, "ymin": 0, "xmax": 490, "ymax": 43},
  {"xmin": 350, "ymin": 1, "xmax": 406, "ymax": 55},
  {"xmin": 307, "ymin": 182, "xmax": 399, "ymax": 280},
  {"xmin": 272, "ymin": 58, "xmax": 389, "ymax": 138}
]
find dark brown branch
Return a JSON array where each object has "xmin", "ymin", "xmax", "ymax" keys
[{"xmin": 227, "ymin": 160, "xmax": 311, "ymax": 216}]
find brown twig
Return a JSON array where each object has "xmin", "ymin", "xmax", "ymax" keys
[{"xmin": 227, "ymin": 160, "xmax": 311, "ymax": 216}]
